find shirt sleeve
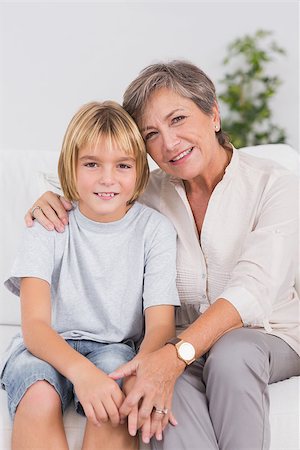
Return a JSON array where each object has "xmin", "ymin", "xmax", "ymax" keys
[
  {"xmin": 143, "ymin": 213, "xmax": 181, "ymax": 310},
  {"xmin": 219, "ymin": 172, "xmax": 299, "ymax": 330},
  {"xmin": 4, "ymin": 223, "xmax": 55, "ymax": 297}
]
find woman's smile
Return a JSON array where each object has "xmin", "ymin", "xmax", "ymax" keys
[{"xmin": 169, "ymin": 147, "xmax": 194, "ymax": 164}]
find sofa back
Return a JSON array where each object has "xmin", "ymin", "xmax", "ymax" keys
[{"xmin": 0, "ymin": 144, "xmax": 298, "ymax": 325}]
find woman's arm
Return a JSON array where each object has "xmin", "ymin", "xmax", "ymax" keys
[
  {"xmin": 24, "ymin": 192, "xmax": 72, "ymax": 232},
  {"xmin": 21, "ymin": 277, "xmax": 124, "ymax": 427},
  {"xmin": 111, "ymin": 298, "xmax": 242, "ymax": 436}
]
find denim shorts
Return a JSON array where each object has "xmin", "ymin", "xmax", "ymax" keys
[{"xmin": 1, "ymin": 339, "xmax": 135, "ymax": 420}]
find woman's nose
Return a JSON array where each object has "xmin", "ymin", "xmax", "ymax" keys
[{"xmin": 162, "ymin": 129, "xmax": 181, "ymax": 152}]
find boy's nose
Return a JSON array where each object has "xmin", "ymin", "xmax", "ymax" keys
[{"xmin": 99, "ymin": 168, "xmax": 114, "ymax": 185}]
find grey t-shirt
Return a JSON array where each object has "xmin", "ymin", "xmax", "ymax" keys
[{"xmin": 4, "ymin": 202, "xmax": 180, "ymax": 350}]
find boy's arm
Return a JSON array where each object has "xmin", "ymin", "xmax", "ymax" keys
[
  {"xmin": 20, "ymin": 277, "xmax": 124, "ymax": 426},
  {"xmin": 138, "ymin": 305, "xmax": 176, "ymax": 356},
  {"xmin": 123, "ymin": 304, "xmax": 176, "ymax": 442},
  {"xmin": 120, "ymin": 214, "xmax": 180, "ymax": 442}
]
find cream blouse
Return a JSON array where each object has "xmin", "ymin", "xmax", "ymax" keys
[{"xmin": 140, "ymin": 148, "xmax": 300, "ymax": 355}]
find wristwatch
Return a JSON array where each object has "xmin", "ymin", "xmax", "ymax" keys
[{"xmin": 166, "ymin": 337, "xmax": 196, "ymax": 366}]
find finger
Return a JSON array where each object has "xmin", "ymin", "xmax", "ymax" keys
[
  {"xmin": 93, "ymin": 401, "xmax": 109, "ymax": 425},
  {"xmin": 25, "ymin": 210, "xmax": 34, "ymax": 227},
  {"xmin": 31, "ymin": 204, "xmax": 59, "ymax": 231},
  {"xmin": 160, "ymin": 388, "xmax": 174, "ymax": 430},
  {"xmin": 150, "ymin": 409, "xmax": 164, "ymax": 435},
  {"xmin": 127, "ymin": 405, "xmax": 138, "ymax": 437},
  {"xmin": 141, "ymin": 416, "xmax": 151, "ymax": 444},
  {"xmin": 40, "ymin": 197, "xmax": 70, "ymax": 231},
  {"xmin": 102, "ymin": 397, "xmax": 121, "ymax": 427},
  {"xmin": 111, "ymin": 385, "xmax": 125, "ymax": 409},
  {"xmin": 84, "ymin": 403, "xmax": 101, "ymax": 427},
  {"xmin": 109, "ymin": 359, "xmax": 138, "ymax": 380},
  {"xmin": 60, "ymin": 196, "xmax": 73, "ymax": 212},
  {"xmin": 153, "ymin": 420, "xmax": 163, "ymax": 441},
  {"xmin": 119, "ymin": 388, "xmax": 144, "ymax": 421},
  {"xmin": 29, "ymin": 193, "xmax": 71, "ymax": 231},
  {"xmin": 167, "ymin": 411, "xmax": 178, "ymax": 427},
  {"xmin": 137, "ymin": 395, "xmax": 157, "ymax": 428},
  {"xmin": 147, "ymin": 408, "xmax": 164, "ymax": 434}
]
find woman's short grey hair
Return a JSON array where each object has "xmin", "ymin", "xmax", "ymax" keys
[{"xmin": 123, "ymin": 60, "xmax": 231, "ymax": 151}]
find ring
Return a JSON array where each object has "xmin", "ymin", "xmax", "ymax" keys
[
  {"xmin": 30, "ymin": 205, "xmax": 43, "ymax": 219},
  {"xmin": 154, "ymin": 407, "xmax": 168, "ymax": 415}
]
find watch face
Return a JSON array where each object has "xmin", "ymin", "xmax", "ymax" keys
[{"xmin": 178, "ymin": 342, "xmax": 195, "ymax": 361}]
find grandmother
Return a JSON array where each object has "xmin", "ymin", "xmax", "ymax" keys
[{"xmin": 26, "ymin": 61, "xmax": 300, "ymax": 450}]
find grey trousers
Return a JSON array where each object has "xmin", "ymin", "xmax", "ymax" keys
[{"xmin": 152, "ymin": 328, "xmax": 300, "ymax": 450}]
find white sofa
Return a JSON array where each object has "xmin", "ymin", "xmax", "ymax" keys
[{"xmin": 0, "ymin": 145, "xmax": 299, "ymax": 450}]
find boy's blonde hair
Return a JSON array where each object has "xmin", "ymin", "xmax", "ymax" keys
[{"xmin": 58, "ymin": 101, "xmax": 149, "ymax": 204}]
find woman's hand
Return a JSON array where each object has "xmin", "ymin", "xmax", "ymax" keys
[
  {"xmin": 110, "ymin": 345, "xmax": 183, "ymax": 440},
  {"xmin": 121, "ymin": 370, "xmax": 177, "ymax": 444},
  {"xmin": 25, "ymin": 191, "xmax": 73, "ymax": 232},
  {"xmin": 72, "ymin": 364, "xmax": 125, "ymax": 427}
]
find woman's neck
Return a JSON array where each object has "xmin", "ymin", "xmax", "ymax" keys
[{"xmin": 184, "ymin": 146, "xmax": 232, "ymax": 196}]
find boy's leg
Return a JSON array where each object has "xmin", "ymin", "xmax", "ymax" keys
[
  {"xmin": 12, "ymin": 381, "xmax": 68, "ymax": 450},
  {"xmin": 1, "ymin": 345, "xmax": 72, "ymax": 450},
  {"xmin": 82, "ymin": 420, "xmax": 138, "ymax": 450},
  {"xmin": 78, "ymin": 341, "xmax": 137, "ymax": 450}
]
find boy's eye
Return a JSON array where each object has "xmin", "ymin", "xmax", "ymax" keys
[
  {"xmin": 84, "ymin": 162, "xmax": 97, "ymax": 168},
  {"xmin": 172, "ymin": 115, "xmax": 186, "ymax": 124},
  {"xmin": 118, "ymin": 163, "xmax": 132, "ymax": 169}
]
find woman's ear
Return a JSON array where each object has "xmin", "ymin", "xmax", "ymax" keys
[{"xmin": 212, "ymin": 103, "xmax": 221, "ymax": 132}]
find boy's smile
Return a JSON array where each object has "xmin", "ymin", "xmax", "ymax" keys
[
  {"xmin": 95, "ymin": 192, "xmax": 119, "ymax": 199},
  {"xmin": 76, "ymin": 138, "xmax": 137, "ymax": 222}
]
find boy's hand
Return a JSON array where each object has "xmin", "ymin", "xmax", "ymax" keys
[{"xmin": 73, "ymin": 364, "xmax": 124, "ymax": 427}]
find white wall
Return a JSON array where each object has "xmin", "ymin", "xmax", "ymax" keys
[{"xmin": 0, "ymin": 1, "xmax": 298, "ymax": 153}]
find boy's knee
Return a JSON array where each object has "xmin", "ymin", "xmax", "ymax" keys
[{"xmin": 17, "ymin": 380, "xmax": 61, "ymax": 417}]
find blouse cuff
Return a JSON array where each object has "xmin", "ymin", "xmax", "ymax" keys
[{"xmin": 219, "ymin": 286, "xmax": 270, "ymax": 330}]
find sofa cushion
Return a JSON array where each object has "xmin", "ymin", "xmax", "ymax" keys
[{"xmin": 0, "ymin": 150, "xmax": 60, "ymax": 324}]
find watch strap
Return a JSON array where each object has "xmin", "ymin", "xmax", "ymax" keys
[
  {"xmin": 166, "ymin": 337, "xmax": 196, "ymax": 366},
  {"xmin": 166, "ymin": 337, "xmax": 181, "ymax": 346}
]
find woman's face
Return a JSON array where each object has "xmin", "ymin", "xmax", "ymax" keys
[{"xmin": 140, "ymin": 88, "xmax": 221, "ymax": 180}]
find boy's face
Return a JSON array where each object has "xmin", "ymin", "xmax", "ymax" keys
[{"xmin": 76, "ymin": 138, "xmax": 137, "ymax": 222}]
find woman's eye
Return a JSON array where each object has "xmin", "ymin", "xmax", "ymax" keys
[
  {"xmin": 144, "ymin": 131, "xmax": 157, "ymax": 141},
  {"xmin": 84, "ymin": 162, "xmax": 97, "ymax": 168},
  {"xmin": 172, "ymin": 115, "xmax": 186, "ymax": 124}
]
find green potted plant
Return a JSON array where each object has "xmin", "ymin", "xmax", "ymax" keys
[{"xmin": 219, "ymin": 29, "xmax": 287, "ymax": 148}]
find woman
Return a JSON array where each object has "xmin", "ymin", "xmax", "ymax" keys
[{"xmin": 25, "ymin": 61, "xmax": 300, "ymax": 450}]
